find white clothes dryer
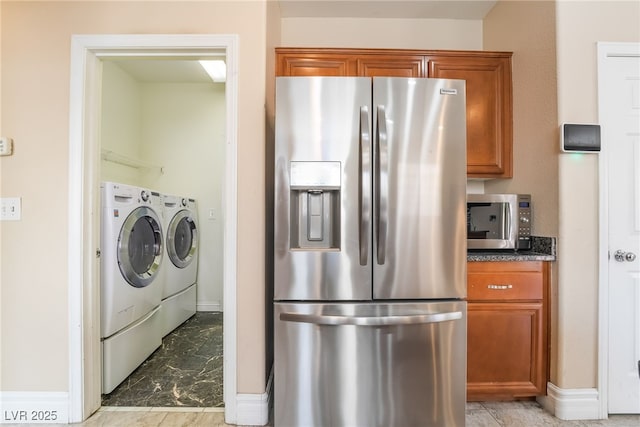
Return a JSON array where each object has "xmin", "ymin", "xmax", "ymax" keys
[
  {"xmin": 162, "ymin": 194, "xmax": 199, "ymax": 297},
  {"xmin": 159, "ymin": 194, "xmax": 198, "ymax": 336},
  {"xmin": 100, "ymin": 181, "xmax": 164, "ymax": 393}
]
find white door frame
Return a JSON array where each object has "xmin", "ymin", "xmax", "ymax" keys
[
  {"xmin": 597, "ymin": 41, "xmax": 640, "ymax": 418},
  {"xmin": 67, "ymin": 34, "xmax": 238, "ymax": 423}
]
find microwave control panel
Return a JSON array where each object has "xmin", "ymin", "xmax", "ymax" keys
[{"xmin": 517, "ymin": 195, "xmax": 532, "ymax": 247}]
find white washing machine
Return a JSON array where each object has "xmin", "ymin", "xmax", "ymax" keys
[
  {"xmin": 160, "ymin": 194, "xmax": 198, "ymax": 336},
  {"xmin": 100, "ymin": 181, "xmax": 165, "ymax": 394}
]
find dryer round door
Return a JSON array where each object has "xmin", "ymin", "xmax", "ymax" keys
[
  {"xmin": 117, "ymin": 206, "xmax": 163, "ymax": 288},
  {"xmin": 167, "ymin": 210, "xmax": 198, "ymax": 268}
]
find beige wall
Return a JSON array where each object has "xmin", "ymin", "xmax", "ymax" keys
[
  {"xmin": 554, "ymin": 0, "xmax": 640, "ymax": 389},
  {"xmin": 482, "ymin": 0, "xmax": 560, "ymax": 382},
  {"xmin": 0, "ymin": 1, "xmax": 268, "ymax": 394},
  {"xmin": 281, "ymin": 17, "xmax": 483, "ymax": 49},
  {"xmin": 483, "ymin": 1, "xmax": 558, "ymax": 237},
  {"xmin": 264, "ymin": 0, "xmax": 281, "ymax": 383},
  {"xmin": 483, "ymin": 0, "xmax": 640, "ymax": 392}
]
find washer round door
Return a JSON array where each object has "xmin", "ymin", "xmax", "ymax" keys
[
  {"xmin": 117, "ymin": 206, "xmax": 163, "ymax": 288},
  {"xmin": 167, "ymin": 210, "xmax": 198, "ymax": 268}
]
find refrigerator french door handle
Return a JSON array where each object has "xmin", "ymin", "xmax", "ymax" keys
[
  {"xmin": 359, "ymin": 106, "xmax": 371, "ymax": 266},
  {"xmin": 280, "ymin": 311, "xmax": 462, "ymax": 326},
  {"xmin": 376, "ymin": 106, "xmax": 389, "ymax": 265}
]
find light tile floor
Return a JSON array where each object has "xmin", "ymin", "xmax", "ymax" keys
[
  {"xmin": 467, "ymin": 401, "xmax": 640, "ymax": 426},
  {"xmin": 3, "ymin": 401, "xmax": 637, "ymax": 426}
]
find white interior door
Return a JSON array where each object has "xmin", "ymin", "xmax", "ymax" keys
[{"xmin": 599, "ymin": 42, "xmax": 640, "ymax": 414}]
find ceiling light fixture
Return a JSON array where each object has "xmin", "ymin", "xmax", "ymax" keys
[{"xmin": 199, "ymin": 60, "xmax": 226, "ymax": 83}]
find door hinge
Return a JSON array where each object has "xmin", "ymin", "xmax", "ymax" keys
[
  {"xmin": 96, "ymin": 249, "xmax": 101, "ymax": 258},
  {"xmin": 637, "ymin": 360, "xmax": 640, "ymax": 379}
]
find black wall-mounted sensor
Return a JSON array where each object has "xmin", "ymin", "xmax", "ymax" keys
[{"xmin": 561, "ymin": 123, "xmax": 601, "ymax": 153}]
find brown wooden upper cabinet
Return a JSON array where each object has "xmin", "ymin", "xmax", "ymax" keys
[{"xmin": 276, "ymin": 48, "xmax": 513, "ymax": 178}]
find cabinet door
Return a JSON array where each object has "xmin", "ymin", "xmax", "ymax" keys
[
  {"xmin": 276, "ymin": 52, "xmax": 355, "ymax": 76},
  {"xmin": 428, "ymin": 54, "xmax": 513, "ymax": 178},
  {"xmin": 357, "ymin": 55, "xmax": 425, "ymax": 77},
  {"xmin": 467, "ymin": 302, "xmax": 546, "ymax": 400}
]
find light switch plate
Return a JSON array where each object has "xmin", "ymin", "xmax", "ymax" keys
[
  {"xmin": 1, "ymin": 198, "xmax": 21, "ymax": 220},
  {"xmin": 0, "ymin": 137, "xmax": 14, "ymax": 156}
]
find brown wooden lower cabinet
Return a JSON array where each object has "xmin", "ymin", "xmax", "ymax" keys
[{"xmin": 467, "ymin": 261, "xmax": 550, "ymax": 401}]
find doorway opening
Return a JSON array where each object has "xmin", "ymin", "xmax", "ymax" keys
[
  {"xmin": 99, "ymin": 56, "xmax": 225, "ymax": 407},
  {"xmin": 68, "ymin": 34, "xmax": 238, "ymax": 423}
]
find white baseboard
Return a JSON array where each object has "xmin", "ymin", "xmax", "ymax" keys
[
  {"xmin": 196, "ymin": 301, "xmax": 222, "ymax": 312},
  {"xmin": 0, "ymin": 392, "xmax": 68, "ymax": 424},
  {"xmin": 235, "ymin": 368, "xmax": 273, "ymax": 426},
  {"xmin": 538, "ymin": 382, "xmax": 603, "ymax": 420}
]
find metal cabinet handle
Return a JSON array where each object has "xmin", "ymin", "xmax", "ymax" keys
[
  {"xmin": 280, "ymin": 311, "xmax": 462, "ymax": 326},
  {"xmin": 487, "ymin": 284, "xmax": 513, "ymax": 290}
]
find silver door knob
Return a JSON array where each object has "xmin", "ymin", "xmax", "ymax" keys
[{"xmin": 614, "ymin": 250, "xmax": 637, "ymax": 262}]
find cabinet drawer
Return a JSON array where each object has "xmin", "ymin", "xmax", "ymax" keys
[{"xmin": 468, "ymin": 272, "xmax": 542, "ymax": 301}]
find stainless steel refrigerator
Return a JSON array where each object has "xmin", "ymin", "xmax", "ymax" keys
[{"xmin": 274, "ymin": 76, "xmax": 467, "ymax": 427}]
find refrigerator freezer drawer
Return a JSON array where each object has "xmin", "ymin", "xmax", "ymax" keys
[{"xmin": 274, "ymin": 301, "xmax": 467, "ymax": 427}]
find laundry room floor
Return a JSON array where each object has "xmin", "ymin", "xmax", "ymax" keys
[{"xmin": 101, "ymin": 312, "xmax": 223, "ymax": 408}]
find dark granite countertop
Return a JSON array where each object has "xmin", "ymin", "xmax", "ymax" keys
[{"xmin": 467, "ymin": 236, "xmax": 556, "ymax": 262}]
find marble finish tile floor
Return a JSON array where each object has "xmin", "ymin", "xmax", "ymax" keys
[{"xmin": 101, "ymin": 312, "xmax": 223, "ymax": 408}]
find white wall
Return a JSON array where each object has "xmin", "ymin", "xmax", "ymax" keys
[
  {"xmin": 139, "ymin": 82, "xmax": 226, "ymax": 311},
  {"xmin": 101, "ymin": 62, "xmax": 143, "ymax": 185},
  {"xmin": 101, "ymin": 62, "xmax": 225, "ymax": 311}
]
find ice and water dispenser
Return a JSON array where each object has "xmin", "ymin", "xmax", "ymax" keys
[{"xmin": 289, "ymin": 161, "xmax": 341, "ymax": 250}]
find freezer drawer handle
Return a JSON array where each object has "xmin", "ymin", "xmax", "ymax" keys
[
  {"xmin": 359, "ymin": 106, "xmax": 371, "ymax": 266},
  {"xmin": 376, "ymin": 105, "xmax": 389, "ymax": 265},
  {"xmin": 280, "ymin": 311, "xmax": 462, "ymax": 326}
]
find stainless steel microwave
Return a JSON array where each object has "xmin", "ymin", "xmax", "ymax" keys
[{"xmin": 467, "ymin": 194, "xmax": 532, "ymax": 250}]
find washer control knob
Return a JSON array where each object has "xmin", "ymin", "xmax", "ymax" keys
[
  {"xmin": 182, "ymin": 198, "xmax": 188, "ymax": 207},
  {"xmin": 141, "ymin": 190, "xmax": 150, "ymax": 202}
]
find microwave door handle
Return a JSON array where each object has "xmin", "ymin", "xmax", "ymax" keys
[
  {"xmin": 359, "ymin": 106, "xmax": 371, "ymax": 266},
  {"xmin": 505, "ymin": 203, "xmax": 512, "ymax": 242},
  {"xmin": 376, "ymin": 105, "xmax": 389, "ymax": 265}
]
